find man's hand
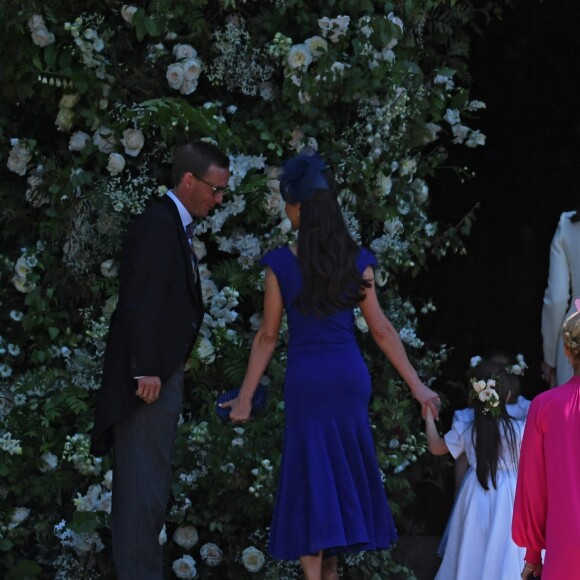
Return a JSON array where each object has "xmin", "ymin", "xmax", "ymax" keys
[{"xmin": 136, "ymin": 376, "xmax": 162, "ymax": 403}]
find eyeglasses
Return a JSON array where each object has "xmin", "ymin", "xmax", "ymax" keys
[{"xmin": 193, "ymin": 173, "xmax": 229, "ymax": 197}]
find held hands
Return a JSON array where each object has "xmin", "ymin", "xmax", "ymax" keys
[
  {"xmin": 412, "ymin": 382, "xmax": 441, "ymax": 420},
  {"xmin": 135, "ymin": 376, "xmax": 161, "ymax": 404}
]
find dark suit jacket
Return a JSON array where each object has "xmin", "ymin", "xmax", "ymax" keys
[{"xmin": 90, "ymin": 195, "xmax": 204, "ymax": 456}]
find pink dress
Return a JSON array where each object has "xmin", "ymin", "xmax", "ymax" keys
[{"xmin": 512, "ymin": 376, "xmax": 580, "ymax": 579}]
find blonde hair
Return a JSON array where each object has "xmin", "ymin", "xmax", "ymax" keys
[{"xmin": 562, "ymin": 311, "xmax": 580, "ymax": 361}]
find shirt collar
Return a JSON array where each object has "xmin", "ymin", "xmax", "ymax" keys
[{"xmin": 166, "ymin": 190, "xmax": 193, "ymax": 229}]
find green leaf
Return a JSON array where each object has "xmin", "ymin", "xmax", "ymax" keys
[
  {"xmin": 0, "ymin": 462, "xmax": 9, "ymax": 476},
  {"xmin": 68, "ymin": 511, "xmax": 102, "ymax": 534},
  {"xmin": 0, "ymin": 538, "xmax": 13, "ymax": 551},
  {"xmin": 48, "ymin": 327, "xmax": 59, "ymax": 339}
]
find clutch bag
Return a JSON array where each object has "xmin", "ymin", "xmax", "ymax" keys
[{"xmin": 215, "ymin": 383, "xmax": 267, "ymax": 423}]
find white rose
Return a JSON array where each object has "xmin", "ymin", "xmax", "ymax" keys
[
  {"xmin": 31, "ymin": 28, "xmax": 55, "ymax": 47},
  {"xmin": 470, "ymin": 355, "xmax": 482, "ymax": 368},
  {"xmin": 173, "ymin": 44, "xmax": 197, "ymax": 60},
  {"xmin": 318, "ymin": 17, "xmax": 333, "ymax": 34},
  {"xmin": 93, "ymin": 127, "xmax": 116, "ymax": 153},
  {"xmin": 121, "ymin": 5, "xmax": 138, "ymax": 23},
  {"xmin": 179, "ymin": 79, "xmax": 198, "ymax": 96},
  {"xmin": 472, "ymin": 380, "xmax": 487, "ymax": 393},
  {"xmin": 69, "ymin": 131, "xmax": 91, "ymax": 152},
  {"xmin": 55, "ymin": 107, "xmax": 75, "ymax": 132},
  {"xmin": 15, "ymin": 256, "xmax": 32, "ymax": 277},
  {"xmin": 172, "ymin": 555, "xmax": 197, "ymax": 579},
  {"xmin": 27, "ymin": 14, "xmax": 46, "ymax": 31},
  {"xmin": 287, "ymin": 44, "xmax": 313, "ymax": 70},
  {"xmin": 200, "ymin": 543, "xmax": 223, "ymax": 567},
  {"xmin": 304, "ymin": 35, "xmax": 328, "ymax": 57},
  {"xmin": 107, "ymin": 153, "xmax": 126, "ymax": 176},
  {"xmin": 166, "ymin": 63, "xmax": 184, "ymax": 90},
  {"xmin": 172, "ymin": 525, "xmax": 199, "ymax": 550},
  {"xmin": 39, "ymin": 451, "xmax": 58, "ymax": 472},
  {"xmin": 60, "ymin": 93, "xmax": 80, "ymax": 109},
  {"xmin": 7, "ymin": 141, "xmax": 32, "ymax": 176},
  {"xmin": 102, "ymin": 469, "xmax": 113, "ymax": 489},
  {"xmin": 197, "ymin": 338, "xmax": 215, "ymax": 364},
  {"xmin": 100, "ymin": 259, "xmax": 119, "ymax": 278},
  {"xmin": 182, "ymin": 58, "xmax": 202, "ymax": 81},
  {"xmin": 479, "ymin": 388, "xmax": 493, "ymax": 402},
  {"xmin": 241, "ymin": 546, "xmax": 265, "ymax": 573},
  {"xmin": 120, "ymin": 128, "xmax": 145, "ymax": 157},
  {"xmin": 12, "ymin": 275, "xmax": 35, "ymax": 294},
  {"xmin": 10, "ymin": 507, "xmax": 30, "ymax": 529},
  {"xmin": 96, "ymin": 492, "xmax": 112, "ymax": 514}
]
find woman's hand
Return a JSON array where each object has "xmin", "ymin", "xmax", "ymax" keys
[
  {"xmin": 220, "ymin": 397, "xmax": 252, "ymax": 424},
  {"xmin": 412, "ymin": 382, "xmax": 441, "ymax": 420},
  {"xmin": 521, "ymin": 561, "xmax": 542, "ymax": 579}
]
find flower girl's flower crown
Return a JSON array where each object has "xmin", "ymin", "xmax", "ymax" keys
[
  {"xmin": 469, "ymin": 378, "xmax": 501, "ymax": 417},
  {"xmin": 469, "ymin": 353, "xmax": 528, "ymax": 376}
]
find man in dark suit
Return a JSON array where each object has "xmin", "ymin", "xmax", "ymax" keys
[{"xmin": 90, "ymin": 140, "xmax": 230, "ymax": 579}]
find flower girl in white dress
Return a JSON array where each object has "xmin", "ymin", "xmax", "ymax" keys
[{"xmin": 425, "ymin": 360, "xmax": 526, "ymax": 580}]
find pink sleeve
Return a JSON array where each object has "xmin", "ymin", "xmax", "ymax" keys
[{"xmin": 512, "ymin": 398, "xmax": 547, "ymax": 558}]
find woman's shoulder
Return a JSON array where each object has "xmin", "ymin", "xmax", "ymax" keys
[
  {"xmin": 260, "ymin": 245, "xmax": 292, "ymax": 267},
  {"xmin": 357, "ymin": 246, "xmax": 378, "ymax": 269}
]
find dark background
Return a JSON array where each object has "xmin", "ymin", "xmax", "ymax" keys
[
  {"xmin": 418, "ymin": 0, "xmax": 580, "ymax": 404},
  {"xmin": 405, "ymin": 0, "xmax": 580, "ymax": 544}
]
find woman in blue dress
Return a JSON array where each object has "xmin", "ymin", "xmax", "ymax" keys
[{"xmin": 224, "ymin": 150, "xmax": 441, "ymax": 579}]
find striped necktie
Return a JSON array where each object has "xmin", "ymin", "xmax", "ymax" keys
[{"xmin": 185, "ymin": 223, "xmax": 199, "ymax": 283}]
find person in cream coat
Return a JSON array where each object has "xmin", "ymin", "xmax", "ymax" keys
[{"xmin": 541, "ymin": 210, "xmax": 580, "ymax": 387}]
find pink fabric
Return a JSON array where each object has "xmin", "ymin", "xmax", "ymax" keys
[{"xmin": 512, "ymin": 376, "xmax": 580, "ymax": 579}]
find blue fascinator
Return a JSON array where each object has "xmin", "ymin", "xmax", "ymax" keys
[{"xmin": 279, "ymin": 150, "xmax": 329, "ymax": 203}]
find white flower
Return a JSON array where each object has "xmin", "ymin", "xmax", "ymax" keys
[
  {"xmin": 287, "ymin": 44, "xmax": 313, "ymax": 70},
  {"xmin": 387, "ymin": 12, "xmax": 404, "ymax": 32},
  {"xmin": 10, "ymin": 507, "xmax": 30, "ymax": 529},
  {"xmin": 470, "ymin": 355, "xmax": 482, "ymax": 368},
  {"xmin": 173, "ymin": 44, "xmax": 197, "ymax": 61},
  {"xmin": 55, "ymin": 107, "xmax": 75, "ymax": 132},
  {"xmin": 191, "ymin": 239, "xmax": 207, "ymax": 260},
  {"xmin": 444, "ymin": 108, "xmax": 461, "ymax": 126},
  {"xmin": 318, "ymin": 17, "xmax": 333, "ymax": 35},
  {"xmin": 179, "ymin": 79, "xmax": 198, "ymax": 96},
  {"xmin": 166, "ymin": 63, "xmax": 184, "ymax": 90},
  {"xmin": 69, "ymin": 131, "xmax": 91, "ymax": 152},
  {"xmin": 423, "ymin": 122, "xmax": 442, "ymax": 144},
  {"xmin": 31, "ymin": 28, "xmax": 55, "ymax": 48},
  {"xmin": 107, "ymin": 153, "xmax": 126, "ymax": 176},
  {"xmin": 173, "ymin": 525, "xmax": 199, "ymax": 550},
  {"xmin": 7, "ymin": 140, "xmax": 32, "ymax": 176},
  {"xmin": 479, "ymin": 388, "xmax": 493, "ymax": 402},
  {"xmin": 304, "ymin": 35, "xmax": 328, "ymax": 58},
  {"xmin": 39, "ymin": 451, "xmax": 58, "ymax": 472},
  {"xmin": 100, "ymin": 259, "xmax": 119, "ymax": 278},
  {"xmin": 27, "ymin": 14, "xmax": 46, "ymax": 31},
  {"xmin": 172, "ymin": 555, "xmax": 197, "ymax": 579},
  {"xmin": 121, "ymin": 5, "xmax": 138, "ymax": 23},
  {"xmin": 182, "ymin": 58, "xmax": 202, "ymax": 81},
  {"xmin": 451, "ymin": 123, "xmax": 469, "ymax": 144},
  {"xmin": 60, "ymin": 94, "xmax": 80, "ymax": 109},
  {"xmin": 93, "ymin": 127, "xmax": 116, "ymax": 153},
  {"xmin": 197, "ymin": 338, "xmax": 215, "ymax": 364},
  {"xmin": 472, "ymin": 380, "xmax": 487, "ymax": 393},
  {"xmin": 200, "ymin": 543, "xmax": 223, "ymax": 567},
  {"xmin": 466, "ymin": 130, "xmax": 486, "ymax": 148},
  {"xmin": 12, "ymin": 275, "xmax": 35, "ymax": 293},
  {"xmin": 15, "ymin": 256, "xmax": 32, "ymax": 277},
  {"xmin": 121, "ymin": 128, "xmax": 145, "ymax": 157},
  {"xmin": 241, "ymin": 546, "xmax": 265, "ymax": 573},
  {"xmin": 355, "ymin": 311, "xmax": 369, "ymax": 333}
]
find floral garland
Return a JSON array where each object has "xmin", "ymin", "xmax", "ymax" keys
[
  {"xmin": 470, "ymin": 378, "xmax": 501, "ymax": 417},
  {"xmin": 469, "ymin": 353, "xmax": 528, "ymax": 376}
]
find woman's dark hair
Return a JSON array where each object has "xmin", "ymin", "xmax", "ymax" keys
[
  {"xmin": 293, "ymin": 170, "xmax": 371, "ymax": 317},
  {"xmin": 470, "ymin": 360, "xmax": 520, "ymax": 490},
  {"xmin": 172, "ymin": 140, "xmax": 230, "ymax": 187}
]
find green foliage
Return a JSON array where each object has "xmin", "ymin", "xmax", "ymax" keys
[{"xmin": 0, "ymin": 0, "xmax": 505, "ymax": 577}]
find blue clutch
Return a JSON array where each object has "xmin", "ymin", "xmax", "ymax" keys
[{"xmin": 215, "ymin": 383, "xmax": 267, "ymax": 423}]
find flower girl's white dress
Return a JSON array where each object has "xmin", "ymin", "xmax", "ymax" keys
[{"xmin": 435, "ymin": 398, "xmax": 528, "ymax": 580}]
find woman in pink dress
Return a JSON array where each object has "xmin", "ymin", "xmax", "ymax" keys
[{"xmin": 512, "ymin": 309, "xmax": 580, "ymax": 579}]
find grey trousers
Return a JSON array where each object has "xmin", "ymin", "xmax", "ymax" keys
[{"xmin": 111, "ymin": 367, "xmax": 184, "ymax": 579}]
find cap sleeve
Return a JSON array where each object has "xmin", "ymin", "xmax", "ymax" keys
[
  {"xmin": 443, "ymin": 408, "xmax": 474, "ymax": 459},
  {"xmin": 507, "ymin": 395, "xmax": 531, "ymax": 421},
  {"xmin": 357, "ymin": 246, "xmax": 378, "ymax": 273}
]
